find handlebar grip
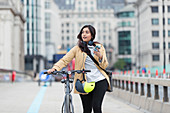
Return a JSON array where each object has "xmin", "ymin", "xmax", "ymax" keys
[
  {"xmin": 84, "ymin": 70, "xmax": 91, "ymax": 72},
  {"xmin": 43, "ymin": 72, "xmax": 48, "ymax": 74},
  {"xmin": 43, "ymin": 71, "xmax": 56, "ymax": 74}
]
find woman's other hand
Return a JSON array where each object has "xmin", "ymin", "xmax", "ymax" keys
[{"xmin": 94, "ymin": 48, "xmax": 103, "ymax": 60}]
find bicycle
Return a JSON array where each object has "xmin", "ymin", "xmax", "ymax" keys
[{"xmin": 44, "ymin": 69, "xmax": 91, "ymax": 113}]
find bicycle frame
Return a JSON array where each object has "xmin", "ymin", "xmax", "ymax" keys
[{"xmin": 62, "ymin": 73, "xmax": 74, "ymax": 113}]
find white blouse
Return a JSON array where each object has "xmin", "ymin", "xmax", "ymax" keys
[{"xmin": 84, "ymin": 45, "xmax": 105, "ymax": 83}]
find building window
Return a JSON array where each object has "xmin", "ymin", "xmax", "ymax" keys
[
  {"xmin": 45, "ymin": 1, "xmax": 50, "ymax": 9},
  {"xmin": 66, "ymin": 23, "xmax": 69, "ymax": 27},
  {"xmin": 152, "ymin": 18, "xmax": 159, "ymax": 25},
  {"xmin": 151, "ymin": 6, "xmax": 158, "ymax": 13},
  {"xmin": 45, "ymin": 13, "xmax": 50, "ymax": 21},
  {"xmin": 168, "ymin": 6, "xmax": 170, "ymax": 12},
  {"xmin": 151, "ymin": 0, "xmax": 158, "ymax": 1},
  {"xmin": 67, "ymin": 36, "xmax": 69, "ymax": 40},
  {"xmin": 84, "ymin": 7, "xmax": 87, "ymax": 11},
  {"xmin": 168, "ymin": 18, "xmax": 170, "ymax": 25},
  {"xmin": 117, "ymin": 11, "xmax": 134, "ymax": 18},
  {"xmin": 61, "ymin": 44, "xmax": 64, "ymax": 49},
  {"xmin": 152, "ymin": 55, "xmax": 159, "ymax": 61},
  {"xmin": 152, "ymin": 31, "xmax": 159, "ymax": 37},
  {"xmin": 91, "ymin": 7, "xmax": 94, "ymax": 11},
  {"xmin": 45, "ymin": 32, "xmax": 50, "ymax": 41},
  {"xmin": 62, "ymin": 36, "xmax": 64, "ymax": 41},
  {"xmin": 163, "ymin": 30, "xmax": 165, "ymax": 37},
  {"xmin": 27, "ymin": 22, "xmax": 29, "ymax": 30},
  {"xmin": 78, "ymin": 7, "xmax": 81, "ymax": 12},
  {"xmin": 67, "ymin": 44, "xmax": 70, "ymax": 48},
  {"xmin": 109, "ymin": 36, "xmax": 111, "ymax": 40},
  {"xmin": 118, "ymin": 31, "xmax": 131, "ymax": 55},
  {"xmin": 168, "ymin": 30, "xmax": 170, "ymax": 37},
  {"xmin": 45, "ymin": 22, "xmax": 50, "ymax": 29},
  {"xmin": 152, "ymin": 43, "xmax": 159, "ymax": 49},
  {"xmin": 168, "ymin": 42, "xmax": 170, "ymax": 49},
  {"xmin": 27, "ymin": 8, "xmax": 29, "ymax": 17},
  {"xmin": 62, "ymin": 23, "xmax": 64, "ymax": 27},
  {"xmin": 103, "ymin": 35, "xmax": 106, "ymax": 40},
  {"xmin": 27, "ymin": 0, "xmax": 29, "ymax": 5}
]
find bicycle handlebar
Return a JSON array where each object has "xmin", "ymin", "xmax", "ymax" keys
[{"xmin": 43, "ymin": 69, "xmax": 91, "ymax": 75}]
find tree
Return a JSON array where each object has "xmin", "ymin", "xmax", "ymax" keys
[{"xmin": 113, "ymin": 59, "xmax": 126, "ymax": 70}]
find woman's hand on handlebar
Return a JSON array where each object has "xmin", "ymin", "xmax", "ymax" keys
[{"xmin": 47, "ymin": 68, "xmax": 56, "ymax": 74}]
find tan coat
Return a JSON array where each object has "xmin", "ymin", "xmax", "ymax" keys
[{"xmin": 52, "ymin": 44, "xmax": 111, "ymax": 94}]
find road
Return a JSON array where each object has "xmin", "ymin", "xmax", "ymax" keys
[{"xmin": 0, "ymin": 82, "xmax": 144, "ymax": 113}]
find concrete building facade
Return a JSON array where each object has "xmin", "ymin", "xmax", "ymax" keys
[
  {"xmin": 136, "ymin": 0, "xmax": 170, "ymax": 70},
  {"xmin": 23, "ymin": 0, "xmax": 45, "ymax": 73},
  {"xmin": 0, "ymin": 0, "xmax": 25, "ymax": 71},
  {"xmin": 55, "ymin": 0, "xmax": 116, "ymax": 68},
  {"xmin": 44, "ymin": 0, "xmax": 61, "ymax": 68}
]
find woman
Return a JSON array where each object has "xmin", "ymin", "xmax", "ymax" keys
[{"xmin": 47, "ymin": 25, "xmax": 111, "ymax": 113}]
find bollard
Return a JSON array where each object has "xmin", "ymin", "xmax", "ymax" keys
[
  {"xmin": 148, "ymin": 70, "xmax": 151, "ymax": 78},
  {"xmin": 137, "ymin": 70, "xmax": 139, "ymax": 77},
  {"xmin": 132, "ymin": 70, "xmax": 134, "ymax": 77},
  {"xmin": 124, "ymin": 71, "xmax": 126, "ymax": 76},
  {"xmin": 121, "ymin": 71, "xmax": 123, "ymax": 76},
  {"xmin": 155, "ymin": 69, "xmax": 158, "ymax": 78},
  {"xmin": 163, "ymin": 69, "xmax": 166, "ymax": 79},
  {"xmin": 128, "ymin": 70, "xmax": 130, "ymax": 77},
  {"xmin": 142, "ymin": 70, "xmax": 145, "ymax": 77}
]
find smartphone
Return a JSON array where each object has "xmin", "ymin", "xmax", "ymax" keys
[{"xmin": 94, "ymin": 45, "xmax": 101, "ymax": 52}]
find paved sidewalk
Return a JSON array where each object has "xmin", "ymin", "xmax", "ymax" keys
[{"xmin": 0, "ymin": 82, "xmax": 143, "ymax": 113}]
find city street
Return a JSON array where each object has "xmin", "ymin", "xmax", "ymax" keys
[{"xmin": 0, "ymin": 81, "xmax": 143, "ymax": 113}]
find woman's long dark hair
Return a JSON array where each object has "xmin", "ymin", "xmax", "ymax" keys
[{"xmin": 77, "ymin": 25, "xmax": 99, "ymax": 53}]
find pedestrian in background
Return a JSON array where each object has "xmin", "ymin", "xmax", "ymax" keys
[{"xmin": 47, "ymin": 25, "xmax": 111, "ymax": 113}]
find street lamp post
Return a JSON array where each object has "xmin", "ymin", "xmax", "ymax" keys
[{"xmin": 162, "ymin": 0, "xmax": 166, "ymax": 70}]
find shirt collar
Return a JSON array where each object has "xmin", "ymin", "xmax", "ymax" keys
[{"xmin": 87, "ymin": 45, "xmax": 94, "ymax": 49}]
